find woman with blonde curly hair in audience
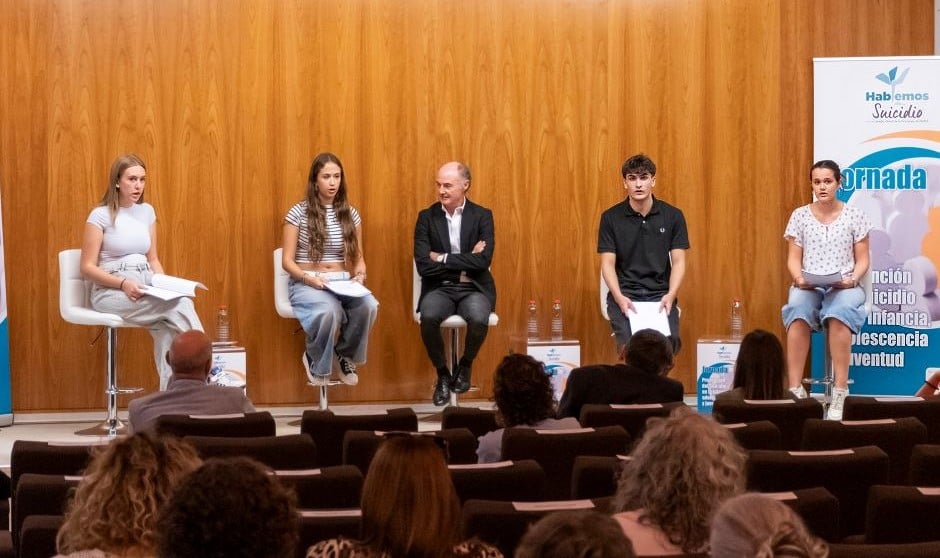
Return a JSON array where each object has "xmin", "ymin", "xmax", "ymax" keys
[
  {"xmin": 710, "ymin": 493, "xmax": 829, "ymax": 558},
  {"xmin": 307, "ymin": 435, "xmax": 502, "ymax": 558},
  {"xmin": 54, "ymin": 433, "xmax": 202, "ymax": 558},
  {"xmin": 612, "ymin": 406, "xmax": 746, "ymax": 556}
]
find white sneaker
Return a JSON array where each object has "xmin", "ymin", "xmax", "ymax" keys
[
  {"xmin": 789, "ymin": 385, "xmax": 809, "ymax": 399},
  {"xmin": 335, "ymin": 353, "xmax": 359, "ymax": 386},
  {"xmin": 827, "ymin": 387, "xmax": 849, "ymax": 420},
  {"xmin": 302, "ymin": 352, "xmax": 330, "ymax": 386}
]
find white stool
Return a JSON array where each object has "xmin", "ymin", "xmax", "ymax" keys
[
  {"xmin": 58, "ymin": 249, "xmax": 143, "ymax": 437},
  {"xmin": 412, "ymin": 263, "xmax": 498, "ymax": 407},
  {"xmin": 273, "ymin": 248, "xmax": 340, "ymax": 410}
]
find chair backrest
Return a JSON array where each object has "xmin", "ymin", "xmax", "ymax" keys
[
  {"xmin": 298, "ymin": 509, "xmax": 362, "ymax": 557},
  {"xmin": 570, "ymin": 455, "xmax": 630, "ymax": 500},
  {"xmin": 501, "ymin": 425, "xmax": 631, "ymax": 500},
  {"xmin": 578, "ymin": 402, "xmax": 688, "ymax": 440},
  {"xmin": 58, "ymin": 248, "xmax": 123, "ymax": 327},
  {"xmin": 13, "ymin": 474, "xmax": 80, "ymax": 550},
  {"xmin": 448, "ymin": 460, "xmax": 546, "ymax": 504},
  {"xmin": 441, "ymin": 406, "xmax": 499, "ymax": 439},
  {"xmin": 155, "ymin": 411, "xmax": 277, "ymax": 438},
  {"xmin": 843, "ymin": 396, "xmax": 940, "ymax": 444},
  {"xmin": 800, "ymin": 417, "xmax": 928, "ymax": 484},
  {"xmin": 722, "ymin": 420, "xmax": 783, "ymax": 451},
  {"xmin": 712, "ymin": 397, "xmax": 824, "ymax": 450},
  {"xmin": 746, "ymin": 445, "xmax": 890, "ymax": 538},
  {"xmin": 273, "ymin": 248, "xmax": 294, "ymax": 319},
  {"xmin": 829, "ymin": 541, "xmax": 940, "ymax": 558},
  {"xmin": 462, "ymin": 498, "xmax": 606, "ymax": 557},
  {"xmin": 273, "ymin": 465, "xmax": 362, "ymax": 510},
  {"xmin": 412, "ymin": 261, "xmax": 422, "ymax": 322},
  {"xmin": 10, "ymin": 440, "xmax": 100, "ymax": 493},
  {"xmin": 599, "ymin": 273, "xmax": 609, "ymax": 321},
  {"xmin": 18, "ymin": 514, "xmax": 64, "ymax": 558},
  {"xmin": 864, "ymin": 485, "xmax": 940, "ymax": 544},
  {"xmin": 908, "ymin": 444, "xmax": 940, "ymax": 487},
  {"xmin": 766, "ymin": 487, "xmax": 840, "ymax": 543},
  {"xmin": 301, "ymin": 408, "xmax": 419, "ymax": 467},
  {"xmin": 342, "ymin": 428, "xmax": 477, "ymax": 474},
  {"xmin": 185, "ymin": 434, "xmax": 317, "ymax": 470}
]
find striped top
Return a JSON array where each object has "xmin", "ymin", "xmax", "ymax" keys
[{"xmin": 285, "ymin": 201, "xmax": 361, "ymax": 264}]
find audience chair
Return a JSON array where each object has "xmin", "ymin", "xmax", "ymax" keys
[
  {"xmin": 501, "ymin": 425, "xmax": 631, "ymax": 500},
  {"xmin": 746, "ymin": 445, "xmax": 890, "ymax": 538},
  {"xmin": 578, "ymin": 401, "xmax": 687, "ymax": 441},
  {"xmin": 722, "ymin": 420, "xmax": 783, "ymax": 450},
  {"xmin": 570, "ymin": 454, "xmax": 630, "ymax": 500},
  {"xmin": 763, "ymin": 487, "xmax": 840, "ymax": 543},
  {"xmin": 863, "ymin": 485, "xmax": 940, "ymax": 544},
  {"xmin": 342, "ymin": 428, "xmax": 477, "ymax": 474},
  {"xmin": 441, "ymin": 406, "xmax": 499, "ymax": 438},
  {"xmin": 10, "ymin": 440, "xmax": 100, "ymax": 493},
  {"xmin": 155, "ymin": 411, "xmax": 277, "ymax": 438},
  {"xmin": 12, "ymin": 474, "xmax": 80, "ymax": 550},
  {"xmin": 843, "ymin": 396, "xmax": 940, "ymax": 443},
  {"xmin": 448, "ymin": 460, "xmax": 546, "ymax": 503},
  {"xmin": 300, "ymin": 408, "xmax": 418, "ymax": 467},
  {"xmin": 273, "ymin": 248, "xmax": 342, "ymax": 410},
  {"xmin": 462, "ymin": 498, "xmax": 608, "ymax": 557},
  {"xmin": 273, "ymin": 466, "xmax": 362, "ymax": 510},
  {"xmin": 829, "ymin": 541, "xmax": 940, "ymax": 558},
  {"xmin": 296, "ymin": 509, "xmax": 362, "ymax": 558},
  {"xmin": 185, "ymin": 433, "xmax": 317, "ymax": 470},
  {"xmin": 59, "ymin": 248, "xmax": 143, "ymax": 436},
  {"xmin": 712, "ymin": 396, "xmax": 824, "ymax": 450},
  {"xmin": 412, "ymin": 263, "xmax": 499, "ymax": 407},
  {"xmin": 17, "ymin": 515, "xmax": 63, "ymax": 558},
  {"xmin": 800, "ymin": 417, "xmax": 928, "ymax": 484},
  {"xmin": 908, "ymin": 444, "xmax": 940, "ymax": 486}
]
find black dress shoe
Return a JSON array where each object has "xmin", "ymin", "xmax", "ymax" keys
[
  {"xmin": 433, "ymin": 376, "xmax": 452, "ymax": 406},
  {"xmin": 452, "ymin": 363, "xmax": 471, "ymax": 394}
]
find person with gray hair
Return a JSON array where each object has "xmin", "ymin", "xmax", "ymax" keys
[{"xmin": 128, "ymin": 330, "xmax": 255, "ymax": 433}]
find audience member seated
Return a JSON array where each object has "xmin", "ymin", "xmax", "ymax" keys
[
  {"xmin": 515, "ymin": 510, "xmax": 636, "ymax": 558},
  {"xmin": 915, "ymin": 369, "xmax": 940, "ymax": 399},
  {"xmin": 558, "ymin": 328, "xmax": 682, "ymax": 419},
  {"xmin": 476, "ymin": 354, "xmax": 579, "ymax": 463},
  {"xmin": 612, "ymin": 407, "xmax": 746, "ymax": 556},
  {"xmin": 54, "ymin": 433, "xmax": 202, "ymax": 558},
  {"xmin": 307, "ymin": 435, "xmax": 502, "ymax": 557},
  {"xmin": 155, "ymin": 457, "xmax": 299, "ymax": 558},
  {"xmin": 710, "ymin": 493, "xmax": 829, "ymax": 558},
  {"xmin": 715, "ymin": 329, "xmax": 792, "ymax": 402},
  {"xmin": 128, "ymin": 330, "xmax": 255, "ymax": 433}
]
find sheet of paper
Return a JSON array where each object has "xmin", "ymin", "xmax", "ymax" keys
[
  {"xmin": 802, "ymin": 270, "xmax": 844, "ymax": 287},
  {"xmin": 626, "ymin": 301, "xmax": 671, "ymax": 336},
  {"xmin": 324, "ymin": 279, "xmax": 372, "ymax": 298},
  {"xmin": 142, "ymin": 273, "xmax": 207, "ymax": 300}
]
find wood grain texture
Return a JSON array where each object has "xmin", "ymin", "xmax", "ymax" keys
[{"xmin": 0, "ymin": 0, "xmax": 933, "ymax": 411}]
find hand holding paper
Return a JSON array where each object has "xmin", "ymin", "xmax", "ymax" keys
[{"xmin": 626, "ymin": 301, "xmax": 671, "ymax": 336}]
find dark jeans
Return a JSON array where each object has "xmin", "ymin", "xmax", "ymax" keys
[
  {"xmin": 606, "ymin": 293, "xmax": 682, "ymax": 354},
  {"xmin": 419, "ymin": 283, "xmax": 492, "ymax": 370}
]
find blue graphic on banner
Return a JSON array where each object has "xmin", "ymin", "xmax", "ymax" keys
[
  {"xmin": 0, "ymin": 319, "xmax": 10, "ymax": 413},
  {"xmin": 697, "ymin": 362, "xmax": 735, "ymax": 414}
]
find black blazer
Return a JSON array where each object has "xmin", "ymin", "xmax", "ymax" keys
[{"xmin": 413, "ymin": 199, "xmax": 496, "ymax": 311}]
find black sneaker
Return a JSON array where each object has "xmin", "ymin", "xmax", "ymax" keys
[{"xmin": 335, "ymin": 351, "xmax": 359, "ymax": 386}]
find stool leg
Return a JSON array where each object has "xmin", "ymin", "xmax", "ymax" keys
[
  {"xmin": 319, "ymin": 385, "xmax": 329, "ymax": 410},
  {"xmin": 823, "ymin": 325, "xmax": 833, "ymax": 406},
  {"xmin": 76, "ymin": 327, "xmax": 129, "ymax": 437},
  {"xmin": 449, "ymin": 327, "xmax": 460, "ymax": 407}
]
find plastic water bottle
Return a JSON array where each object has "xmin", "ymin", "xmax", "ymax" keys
[
  {"xmin": 527, "ymin": 300, "xmax": 539, "ymax": 341},
  {"xmin": 216, "ymin": 305, "xmax": 231, "ymax": 343},
  {"xmin": 551, "ymin": 299, "xmax": 563, "ymax": 341},
  {"xmin": 730, "ymin": 299, "xmax": 743, "ymax": 339}
]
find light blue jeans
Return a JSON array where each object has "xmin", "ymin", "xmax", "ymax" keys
[
  {"xmin": 288, "ymin": 277, "xmax": 379, "ymax": 377},
  {"xmin": 782, "ymin": 285, "xmax": 867, "ymax": 333}
]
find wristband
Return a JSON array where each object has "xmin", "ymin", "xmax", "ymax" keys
[
  {"xmin": 926, "ymin": 381, "xmax": 939, "ymax": 390},
  {"xmin": 119, "ymin": 278, "xmax": 126, "ymax": 290}
]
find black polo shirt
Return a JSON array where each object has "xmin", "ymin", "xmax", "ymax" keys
[{"xmin": 597, "ymin": 196, "xmax": 689, "ymax": 300}]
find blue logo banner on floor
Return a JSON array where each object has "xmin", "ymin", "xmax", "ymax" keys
[
  {"xmin": 813, "ymin": 56, "xmax": 940, "ymax": 394},
  {"xmin": 0, "ymin": 192, "xmax": 11, "ymax": 419}
]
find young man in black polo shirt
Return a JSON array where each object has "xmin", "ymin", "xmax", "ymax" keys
[{"xmin": 598, "ymin": 153, "xmax": 689, "ymax": 354}]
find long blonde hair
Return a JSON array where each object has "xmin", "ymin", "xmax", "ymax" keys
[
  {"xmin": 56, "ymin": 433, "xmax": 202, "ymax": 554},
  {"xmin": 99, "ymin": 154, "xmax": 147, "ymax": 223},
  {"xmin": 614, "ymin": 407, "xmax": 746, "ymax": 554}
]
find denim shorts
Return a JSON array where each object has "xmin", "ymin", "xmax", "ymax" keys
[{"xmin": 781, "ymin": 285, "xmax": 867, "ymax": 333}]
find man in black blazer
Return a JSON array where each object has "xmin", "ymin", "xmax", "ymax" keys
[
  {"xmin": 414, "ymin": 161, "xmax": 496, "ymax": 406},
  {"xmin": 557, "ymin": 328, "xmax": 683, "ymax": 420}
]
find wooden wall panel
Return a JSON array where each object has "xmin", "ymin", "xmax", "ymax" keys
[{"xmin": 0, "ymin": 0, "xmax": 933, "ymax": 411}]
